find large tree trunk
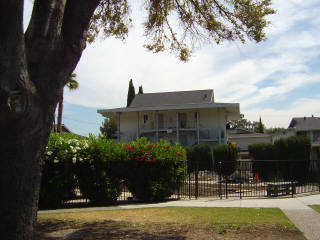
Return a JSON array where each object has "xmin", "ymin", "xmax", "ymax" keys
[{"xmin": 0, "ymin": 1, "xmax": 100, "ymax": 239}]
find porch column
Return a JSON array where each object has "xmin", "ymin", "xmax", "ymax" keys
[
  {"xmin": 176, "ymin": 112, "xmax": 180, "ymax": 143},
  {"xmin": 155, "ymin": 111, "xmax": 159, "ymax": 142},
  {"xmin": 218, "ymin": 108, "xmax": 221, "ymax": 143},
  {"xmin": 196, "ymin": 112, "xmax": 200, "ymax": 144},
  {"xmin": 136, "ymin": 111, "xmax": 140, "ymax": 139},
  {"xmin": 117, "ymin": 112, "xmax": 121, "ymax": 142}
]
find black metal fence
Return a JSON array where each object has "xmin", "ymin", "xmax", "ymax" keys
[
  {"xmin": 172, "ymin": 159, "xmax": 320, "ymax": 200},
  {"xmin": 63, "ymin": 159, "xmax": 320, "ymax": 208}
]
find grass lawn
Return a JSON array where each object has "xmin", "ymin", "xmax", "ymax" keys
[
  {"xmin": 309, "ymin": 205, "xmax": 320, "ymax": 213},
  {"xmin": 36, "ymin": 207, "xmax": 305, "ymax": 240}
]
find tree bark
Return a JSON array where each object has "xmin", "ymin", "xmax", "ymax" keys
[
  {"xmin": 57, "ymin": 89, "xmax": 64, "ymax": 133},
  {"xmin": 0, "ymin": 0, "xmax": 100, "ymax": 239}
]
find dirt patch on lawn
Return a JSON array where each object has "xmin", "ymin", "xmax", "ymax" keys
[{"xmin": 36, "ymin": 220, "xmax": 305, "ymax": 240}]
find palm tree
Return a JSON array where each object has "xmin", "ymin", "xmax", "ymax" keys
[{"xmin": 56, "ymin": 73, "xmax": 79, "ymax": 133}]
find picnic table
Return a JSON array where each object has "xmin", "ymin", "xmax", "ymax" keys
[{"xmin": 266, "ymin": 181, "xmax": 297, "ymax": 197}]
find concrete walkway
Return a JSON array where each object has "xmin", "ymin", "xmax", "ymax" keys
[{"xmin": 39, "ymin": 194, "xmax": 320, "ymax": 240}]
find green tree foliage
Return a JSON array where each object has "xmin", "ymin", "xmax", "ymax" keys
[
  {"xmin": 100, "ymin": 117, "xmax": 117, "ymax": 139},
  {"xmin": 88, "ymin": 0, "xmax": 275, "ymax": 61},
  {"xmin": 127, "ymin": 79, "xmax": 135, "ymax": 107},
  {"xmin": 265, "ymin": 127, "xmax": 287, "ymax": 134},
  {"xmin": 254, "ymin": 116, "xmax": 265, "ymax": 133},
  {"xmin": 227, "ymin": 113, "xmax": 254, "ymax": 130},
  {"xmin": 138, "ymin": 85, "xmax": 144, "ymax": 94}
]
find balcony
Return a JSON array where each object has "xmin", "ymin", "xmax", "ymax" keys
[
  {"xmin": 140, "ymin": 120, "xmax": 197, "ymax": 131},
  {"xmin": 199, "ymin": 129, "xmax": 221, "ymax": 141}
]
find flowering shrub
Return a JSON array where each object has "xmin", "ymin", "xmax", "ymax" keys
[
  {"xmin": 39, "ymin": 133, "xmax": 85, "ymax": 209},
  {"xmin": 41, "ymin": 135, "xmax": 187, "ymax": 207},
  {"xmin": 123, "ymin": 138, "xmax": 187, "ymax": 202},
  {"xmin": 75, "ymin": 136, "xmax": 123, "ymax": 205}
]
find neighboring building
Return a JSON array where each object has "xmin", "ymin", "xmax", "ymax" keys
[
  {"xmin": 227, "ymin": 128, "xmax": 272, "ymax": 152},
  {"xmin": 288, "ymin": 116, "xmax": 320, "ymax": 160},
  {"xmin": 98, "ymin": 89, "xmax": 240, "ymax": 146}
]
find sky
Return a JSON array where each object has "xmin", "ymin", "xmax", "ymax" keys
[{"xmin": 24, "ymin": 1, "xmax": 320, "ymax": 136}]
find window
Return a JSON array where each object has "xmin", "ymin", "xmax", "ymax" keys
[
  {"xmin": 143, "ymin": 114, "xmax": 148, "ymax": 124},
  {"xmin": 179, "ymin": 113, "xmax": 187, "ymax": 128}
]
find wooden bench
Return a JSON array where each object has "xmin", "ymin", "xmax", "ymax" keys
[{"xmin": 266, "ymin": 182, "xmax": 296, "ymax": 197}]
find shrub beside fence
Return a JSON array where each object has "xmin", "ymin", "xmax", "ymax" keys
[
  {"xmin": 40, "ymin": 134, "xmax": 186, "ymax": 209},
  {"xmin": 40, "ymin": 134, "xmax": 320, "ymax": 209},
  {"xmin": 39, "ymin": 133, "xmax": 82, "ymax": 209},
  {"xmin": 124, "ymin": 138, "xmax": 186, "ymax": 202},
  {"xmin": 213, "ymin": 143, "xmax": 238, "ymax": 177},
  {"xmin": 75, "ymin": 137, "xmax": 123, "ymax": 205},
  {"xmin": 248, "ymin": 135, "xmax": 312, "ymax": 182}
]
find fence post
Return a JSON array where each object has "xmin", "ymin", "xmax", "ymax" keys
[
  {"xmin": 195, "ymin": 161, "xmax": 199, "ymax": 199},
  {"xmin": 219, "ymin": 161, "xmax": 222, "ymax": 199},
  {"xmin": 188, "ymin": 171, "xmax": 191, "ymax": 199},
  {"xmin": 291, "ymin": 162, "xmax": 294, "ymax": 198},
  {"xmin": 239, "ymin": 161, "xmax": 242, "ymax": 200}
]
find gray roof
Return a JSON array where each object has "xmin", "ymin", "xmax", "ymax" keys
[
  {"xmin": 288, "ymin": 117, "xmax": 320, "ymax": 131},
  {"xmin": 129, "ymin": 89, "xmax": 214, "ymax": 108}
]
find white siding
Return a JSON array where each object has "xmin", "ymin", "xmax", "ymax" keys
[{"xmin": 229, "ymin": 136, "xmax": 272, "ymax": 151}]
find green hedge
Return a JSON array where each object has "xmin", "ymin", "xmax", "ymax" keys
[
  {"xmin": 123, "ymin": 138, "xmax": 186, "ymax": 202},
  {"xmin": 75, "ymin": 137, "xmax": 123, "ymax": 205},
  {"xmin": 248, "ymin": 142, "xmax": 276, "ymax": 181},
  {"xmin": 41, "ymin": 134, "xmax": 186, "ymax": 208},
  {"xmin": 186, "ymin": 144, "xmax": 212, "ymax": 171},
  {"xmin": 248, "ymin": 142, "xmax": 275, "ymax": 160},
  {"xmin": 274, "ymin": 135, "xmax": 311, "ymax": 182},
  {"xmin": 248, "ymin": 136, "xmax": 312, "ymax": 182},
  {"xmin": 213, "ymin": 144, "xmax": 238, "ymax": 177}
]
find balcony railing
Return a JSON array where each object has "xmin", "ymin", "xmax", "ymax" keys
[
  {"xmin": 141, "ymin": 120, "xmax": 197, "ymax": 131},
  {"xmin": 199, "ymin": 129, "xmax": 221, "ymax": 140}
]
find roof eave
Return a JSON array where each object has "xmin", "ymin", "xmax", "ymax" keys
[{"xmin": 98, "ymin": 102, "xmax": 239, "ymax": 115}]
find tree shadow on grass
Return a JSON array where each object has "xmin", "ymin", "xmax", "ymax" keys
[{"xmin": 36, "ymin": 220, "xmax": 187, "ymax": 240}]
